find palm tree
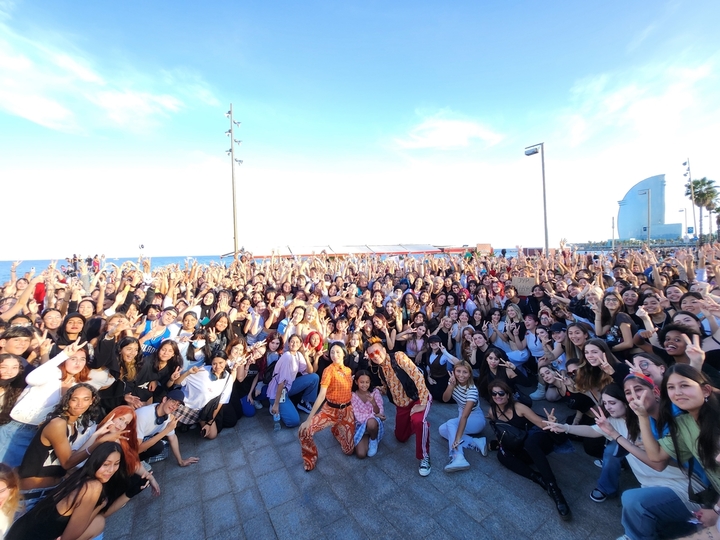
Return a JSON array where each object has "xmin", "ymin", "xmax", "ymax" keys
[{"xmin": 685, "ymin": 177, "xmax": 718, "ymax": 244}]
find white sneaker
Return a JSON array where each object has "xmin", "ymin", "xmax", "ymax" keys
[
  {"xmin": 444, "ymin": 454, "xmax": 470, "ymax": 473},
  {"xmin": 530, "ymin": 383, "xmax": 546, "ymax": 401},
  {"xmin": 368, "ymin": 438, "xmax": 378, "ymax": 457},
  {"xmin": 469, "ymin": 437, "xmax": 488, "ymax": 457},
  {"xmin": 419, "ymin": 457, "xmax": 431, "ymax": 477}
]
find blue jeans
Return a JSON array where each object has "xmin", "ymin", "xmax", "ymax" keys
[
  {"xmin": 597, "ymin": 440, "xmax": 628, "ymax": 496},
  {"xmin": 278, "ymin": 373, "xmax": 319, "ymax": 428},
  {"xmin": 0, "ymin": 420, "xmax": 38, "ymax": 467},
  {"xmin": 240, "ymin": 385, "xmax": 267, "ymax": 418},
  {"xmin": 621, "ymin": 487, "xmax": 697, "ymax": 540}
]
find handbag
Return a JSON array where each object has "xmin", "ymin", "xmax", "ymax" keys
[
  {"xmin": 671, "ymin": 431, "xmax": 719, "ymax": 509},
  {"xmin": 687, "ymin": 458, "xmax": 719, "ymax": 509},
  {"xmin": 198, "ymin": 372, "xmax": 233, "ymax": 423},
  {"xmin": 489, "ymin": 420, "xmax": 528, "ymax": 452}
]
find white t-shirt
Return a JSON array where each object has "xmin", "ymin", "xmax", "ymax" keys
[
  {"xmin": 136, "ymin": 403, "xmax": 175, "ymax": 441},
  {"xmin": 181, "ymin": 367, "xmax": 234, "ymax": 411}
]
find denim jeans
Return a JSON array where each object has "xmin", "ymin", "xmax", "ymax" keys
[
  {"xmin": 621, "ymin": 487, "xmax": 697, "ymax": 540},
  {"xmin": 278, "ymin": 373, "xmax": 319, "ymax": 428},
  {"xmin": 596, "ymin": 439, "xmax": 628, "ymax": 496},
  {"xmin": 0, "ymin": 420, "xmax": 38, "ymax": 467}
]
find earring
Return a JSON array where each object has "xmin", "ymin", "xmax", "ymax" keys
[{"xmin": 705, "ymin": 396, "xmax": 709, "ymax": 403}]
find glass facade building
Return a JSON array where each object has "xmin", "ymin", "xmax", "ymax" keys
[{"xmin": 617, "ymin": 174, "xmax": 682, "ymax": 240}]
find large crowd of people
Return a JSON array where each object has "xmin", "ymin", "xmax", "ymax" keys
[{"xmin": 1, "ymin": 245, "xmax": 720, "ymax": 539}]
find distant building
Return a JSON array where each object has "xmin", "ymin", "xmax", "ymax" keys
[{"xmin": 617, "ymin": 174, "xmax": 682, "ymax": 240}]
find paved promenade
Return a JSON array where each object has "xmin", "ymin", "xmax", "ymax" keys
[{"xmin": 105, "ymin": 398, "xmax": 632, "ymax": 540}]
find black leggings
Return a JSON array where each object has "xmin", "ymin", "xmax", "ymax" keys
[{"xmin": 497, "ymin": 430, "xmax": 561, "ymax": 484}]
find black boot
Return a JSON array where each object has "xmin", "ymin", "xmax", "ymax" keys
[
  {"xmin": 528, "ymin": 471, "xmax": 547, "ymax": 491},
  {"xmin": 547, "ymin": 482, "xmax": 571, "ymax": 521}
]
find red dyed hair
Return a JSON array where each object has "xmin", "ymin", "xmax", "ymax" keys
[
  {"xmin": 58, "ymin": 349, "xmax": 90, "ymax": 383},
  {"xmin": 304, "ymin": 331, "xmax": 324, "ymax": 352},
  {"xmin": 98, "ymin": 405, "xmax": 140, "ymax": 474}
]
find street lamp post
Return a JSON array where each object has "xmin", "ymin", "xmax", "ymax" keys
[
  {"xmin": 225, "ymin": 104, "xmax": 243, "ymax": 258},
  {"xmin": 524, "ymin": 143, "xmax": 549, "ymax": 255},
  {"xmin": 683, "ymin": 159, "xmax": 698, "ymax": 244},
  {"xmin": 639, "ymin": 189, "xmax": 651, "ymax": 244},
  {"xmin": 679, "ymin": 209, "xmax": 687, "ymax": 242}
]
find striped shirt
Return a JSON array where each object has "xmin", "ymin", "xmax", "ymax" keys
[{"xmin": 451, "ymin": 384, "xmax": 479, "ymax": 413}]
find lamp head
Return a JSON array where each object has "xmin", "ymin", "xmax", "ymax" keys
[{"xmin": 524, "ymin": 147, "xmax": 539, "ymax": 156}]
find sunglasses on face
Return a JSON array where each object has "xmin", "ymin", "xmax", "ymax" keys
[
  {"xmin": 567, "ymin": 371, "xmax": 577, "ymax": 378},
  {"xmin": 491, "ymin": 391, "xmax": 507, "ymax": 397}
]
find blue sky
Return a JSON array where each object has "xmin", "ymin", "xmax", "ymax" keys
[{"xmin": 1, "ymin": 0, "xmax": 719, "ymax": 258}]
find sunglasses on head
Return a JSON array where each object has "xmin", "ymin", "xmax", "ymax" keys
[{"xmin": 491, "ymin": 391, "xmax": 507, "ymax": 397}]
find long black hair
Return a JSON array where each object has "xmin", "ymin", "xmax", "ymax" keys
[
  {"xmin": 0, "ymin": 354, "xmax": 25, "ymax": 426},
  {"xmin": 47, "ymin": 382, "xmax": 100, "ymax": 431},
  {"xmin": 33, "ymin": 441, "xmax": 127, "ymax": 515},
  {"xmin": 658, "ymin": 364, "xmax": 720, "ymax": 472}
]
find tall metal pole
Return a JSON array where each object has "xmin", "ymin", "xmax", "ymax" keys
[
  {"xmin": 647, "ymin": 188, "xmax": 651, "ymax": 243},
  {"xmin": 228, "ymin": 104, "xmax": 239, "ymax": 258},
  {"xmin": 611, "ymin": 217, "xmax": 615, "ymax": 252},
  {"xmin": 686, "ymin": 158, "xmax": 697, "ymax": 241},
  {"xmin": 540, "ymin": 143, "xmax": 549, "ymax": 255}
]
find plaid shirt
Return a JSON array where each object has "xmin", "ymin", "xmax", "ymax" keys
[{"xmin": 321, "ymin": 363, "xmax": 353, "ymax": 405}]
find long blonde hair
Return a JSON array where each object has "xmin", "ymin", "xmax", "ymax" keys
[{"xmin": 0, "ymin": 463, "xmax": 20, "ymax": 517}]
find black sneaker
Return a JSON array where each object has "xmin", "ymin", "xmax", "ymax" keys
[
  {"xmin": 590, "ymin": 488, "xmax": 607, "ymax": 503},
  {"xmin": 297, "ymin": 400, "xmax": 313, "ymax": 414}
]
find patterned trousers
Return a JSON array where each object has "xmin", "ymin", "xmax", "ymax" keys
[{"xmin": 300, "ymin": 404, "xmax": 356, "ymax": 471}]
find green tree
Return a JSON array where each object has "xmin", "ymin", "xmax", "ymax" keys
[{"xmin": 685, "ymin": 177, "xmax": 718, "ymax": 244}]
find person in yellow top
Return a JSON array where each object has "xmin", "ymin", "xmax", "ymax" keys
[{"xmin": 299, "ymin": 343, "xmax": 355, "ymax": 471}]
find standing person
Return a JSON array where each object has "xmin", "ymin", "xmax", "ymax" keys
[
  {"xmin": 298, "ymin": 343, "xmax": 355, "ymax": 471},
  {"xmin": 439, "ymin": 361, "xmax": 488, "ymax": 472},
  {"xmin": 366, "ymin": 337, "xmax": 433, "ymax": 476}
]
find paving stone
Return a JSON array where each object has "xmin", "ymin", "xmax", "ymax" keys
[
  {"xmin": 256, "ymin": 467, "xmax": 300, "ymax": 509},
  {"xmin": 242, "ymin": 512, "xmax": 278, "ymax": 540},
  {"xmin": 162, "ymin": 503, "xmax": 206, "ymax": 540},
  {"xmin": 200, "ymin": 467, "xmax": 233, "ymax": 500},
  {"xmin": 203, "ymin": 492, "xmax": 242, "ymax": 538}
]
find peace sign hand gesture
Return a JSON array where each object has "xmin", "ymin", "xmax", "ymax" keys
[
  {"xmin": 591, "ymin": 406, "xmax": 620, "ymax": 440},
  {"xmin": 543, "ymin": 407, "xmax": 557, "ymax": 423},
  {"xmin": 681, "ymin": 334, "xmax": 705, "ymax": 369},
  {"xmin": 627, "ymin": 387, "xmax": 650, "ymax": 417}
]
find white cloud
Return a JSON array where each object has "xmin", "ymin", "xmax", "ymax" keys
[
  {"xmin": 0, "ymin": 9, "xmax": 218, "ymax": 133},
  {"xmin": 559, "ymin": 59, "xmax": 716, "ymax": 147},
  {"xmin": 395, "ymin": 112, "xmax": 504, "ymax": 149}
]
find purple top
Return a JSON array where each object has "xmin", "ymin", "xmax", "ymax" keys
[{"xmin": 266, "ymin": 350, "xmax": 308, "ymax": 400}]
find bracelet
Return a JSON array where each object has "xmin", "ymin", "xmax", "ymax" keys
[
  {"xmin": 615, "ymin": 434, "xmax": 622, "ymax": 442},
  {"xmin": 564, "ymin": 424, "xmax": 571, "ymax": 434},
  {"xmin": 86, "ymin": 447, "xmax": 91, "ymax": 456},
  {"xmin": 713, "ymin": 504, "xmax": 720, "ymax": 515}
]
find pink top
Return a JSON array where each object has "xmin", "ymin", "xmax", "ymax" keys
[{"xmin": 351, "ymin": 389, "xmax": 384, "ymax": 424}]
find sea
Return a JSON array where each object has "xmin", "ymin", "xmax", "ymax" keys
[
  {"xmin": 0, "ymin": 256, "xmax": 227, "ymax": 284},
  {"xmin": 1, "ymin": 249, "xmax": 529, "ymax": 285}
]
